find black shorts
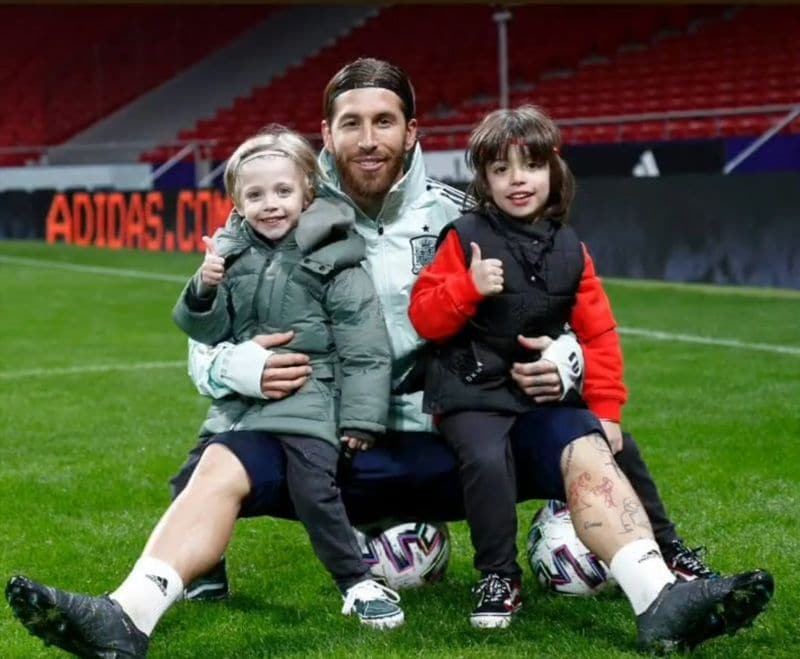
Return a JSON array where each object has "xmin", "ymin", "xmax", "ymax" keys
[{"xmin": 169, "ymin": 407, "xmax": 604, "ymax": 524}]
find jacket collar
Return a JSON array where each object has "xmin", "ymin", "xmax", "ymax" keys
[
  {"xmin": 218, "ymin": 208, "xmax": 364, "ymax": 270},
  {"xmin": 295, "ymin": 197, "xmax": 356, "ymax": 255},
  {"xmin": 239, "ymin": 219, "xmax": 297, "ymax": 251},
  {"xmin": 483, "ymin": 204, "xmax": 559, "ymax": 242}
]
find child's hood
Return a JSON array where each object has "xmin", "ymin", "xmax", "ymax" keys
[
  {"xmin": 295, "ymin": 197, "xmax": 365, "ymax": 269},
  {"xmin": 214, "ymin": 197, "xmax": 365, "ymax": 269}
]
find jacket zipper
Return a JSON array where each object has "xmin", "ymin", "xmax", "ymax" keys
[{"xmin": 251, "ymin": 247, "xmax": 272, "ymax": 326}]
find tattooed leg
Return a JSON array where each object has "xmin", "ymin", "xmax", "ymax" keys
[{"xmin": 561, "ymin": 433, "xmax": 654, "ymax": 563}]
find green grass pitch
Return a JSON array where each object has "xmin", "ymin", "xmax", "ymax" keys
[{"xmin": 1, "ymin": 241, "xmax": 797, "ymax": 658}]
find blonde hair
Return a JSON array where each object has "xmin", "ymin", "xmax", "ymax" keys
[
  {"xmin": 224, "ymin": 124, "xmax": 320, "ymax": 207},
  {"xmin": 467, "ymin": 105, "xmax": 575, "ymax": 222}
]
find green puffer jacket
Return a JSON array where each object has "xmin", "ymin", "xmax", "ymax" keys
[{"xmin": 172, "ymin": 197, "xmax": 392, "ymax": 446}]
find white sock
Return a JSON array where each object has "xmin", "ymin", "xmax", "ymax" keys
[
  {"xmin": 109, "ymin": 556, "xmax": 184, "ymax": 636},
  {"xmin": 609, "ymin": 539, "xmax": 676, "ymax": 615}
]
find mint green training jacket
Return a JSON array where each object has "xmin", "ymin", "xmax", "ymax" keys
[{"xmin": 316, "ymin": 144, "xmax": 463, "ymax": 432}]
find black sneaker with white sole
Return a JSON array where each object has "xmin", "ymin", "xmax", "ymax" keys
[
  {"xmin": 183, "ymin": 558, "xmax": 230, "ymax": 602},
  {"xmin": 6, "ymin": 575, "xmax": 149, "ymax": 658},
  {"xmin": 470, "ymin": 573, "xmax": 522, "ymax": 629},
  {"xmin": 662, "ymin": 540, "xmax": 720, "ymax": 582},
  {"xmin": 637, "ymin": 569, "xmax": 774, "ymax": 654}
]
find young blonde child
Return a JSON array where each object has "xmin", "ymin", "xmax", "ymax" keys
[
  {"xmin": 408, "ymin": 106, "xmax": 772, "ymax": 648},
  {"xmin": 4, "ymin": 127, "xmax": 403, "ymax": 658},
  {"xmin": 170, "ymin": 125, "xmax": 404, "ymax": 629}
]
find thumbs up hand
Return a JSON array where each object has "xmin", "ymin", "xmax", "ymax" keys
[
  {"xmin": 200, "ymin": 230, "xmax": 225, "ymax": 288},
  {"xmin": 469, "ymin": 242, "xmax": 504, "ymax": 296}
]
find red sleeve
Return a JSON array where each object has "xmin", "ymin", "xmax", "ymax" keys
[
  {"xmin": 570, "ymin": 243, "xmax": 628, "ymax": 422},
  {"xmin": 409, "ymin": 230, "xmax": 485, "ymax": 342}
]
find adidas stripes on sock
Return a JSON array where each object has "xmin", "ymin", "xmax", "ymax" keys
[
  {"xmin": 609, "ymin": 538, "xmax": 676, "ymax": 615},
  {"xmin": 110, "ymin": 556, "xmax": 184, "ymax": 636}
]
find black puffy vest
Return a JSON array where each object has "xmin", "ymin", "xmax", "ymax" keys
[{"xmin": 422, "ymin": 209, "xmax": 584, "ymax": 415}]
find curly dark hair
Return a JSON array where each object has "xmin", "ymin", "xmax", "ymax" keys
[{"xmin": 467, "ymin": 105, "xmax": 575, "ymax": 222}]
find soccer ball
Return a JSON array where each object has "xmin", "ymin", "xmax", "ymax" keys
[
  {"xmin": 354, "ymin": 521, "xmax": 450, "ymax": 590},
  {"xmin": 526, "ymin": 500, "xmax": 614, "ymax": 596}
]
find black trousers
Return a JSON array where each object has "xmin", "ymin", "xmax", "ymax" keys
[
  {"xmin": 178, "ymin": 430, "xmax": 369, "ymax": 592},
  {"xmin": 437, "ymin": 406, "xmax": 609, "ymax": 579},
  {"xmin": 279, "ymin": 435, "xmax": 369, "ymax": 592},
  {"xmin": 617, "ymin": 431, "xmax": 677, "ymax": 547},
  {"xmin": 439, "ymin": 412, "xmax": 521, "ymax": 579}
]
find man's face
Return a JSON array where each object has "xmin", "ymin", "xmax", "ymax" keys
[{"xmin": 321, "ymin": 88, "xmax": 417, "ymax": 210}]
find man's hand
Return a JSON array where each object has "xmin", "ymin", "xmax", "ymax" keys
[
  {"xmin": 251, "ymin": 332, "xmax": 312, "ymax": 399},
  {"xmin": 510, "ymin": 335, "xmax": 563, "ymax": 403},
  {"xmin": 200, "ymin": 232, "xmax": 225, "ymax": 288},
  {"xmin": 601, "ymin": 420, "xmax": 623, "ymax": 454},
  {"xmin": 469, "ymin": 242, "xmax": 504, "ymax": 296}
]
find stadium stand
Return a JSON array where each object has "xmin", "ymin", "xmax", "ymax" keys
[
  {"xmin": 516, "ymin": 6, "xmax": 800, "ymax": 144},
  {"xmin": 1, "ymin": 5, "xmax": 798, "ymax": 165},
  {"xmin": 142, "ymin": 5, "xmax": 799, "ymax": 160},
  {"xmin": 0, "ymin": 5, "xmax": 277, "ymax": 165}
]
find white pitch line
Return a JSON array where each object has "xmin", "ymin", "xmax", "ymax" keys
[
  {"xmin": 619, "ymin": 327, "xmax": 800, "ymax": 356},
  {"xmin": 0, "ymin": 255, "xmax": 185, "ymax": 283},
  {"xmin": 0, "ymin": 361, "xmax": 186, "ymax": 380},
  {"xmin": 605, "ymin": 276, "xmax": 800, "ymax": 299},
  {"xmin": 2, "ymin": 255, "xmax": 797, "ymax": 377},
  {"xmin": 6, "ymin": 253, "xmax": 799, "ymax": 298}
]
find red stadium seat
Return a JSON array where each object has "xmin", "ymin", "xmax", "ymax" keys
[
  {"xmin": 18, "ymin": 4, "xmax": 784, "ymax": 160},
  {"xmin": 0, "ymin": 6, "xmax": 278, "ymax": 149}
]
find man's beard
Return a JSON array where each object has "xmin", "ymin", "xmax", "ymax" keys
[{"xmin": 335, "ymin": 149, "xmax": 406, "ymax": 209}]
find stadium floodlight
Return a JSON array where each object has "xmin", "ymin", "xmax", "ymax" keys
[{"xmin": 493, "ymin": 9, "xmax": 512, "ymax": 110}]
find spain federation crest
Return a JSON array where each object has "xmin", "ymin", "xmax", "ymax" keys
[{"xmin": 410, "ymin": 234, "xmax": 437, "ymax": 274}]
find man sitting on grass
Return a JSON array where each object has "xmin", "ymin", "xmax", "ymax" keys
[{"xmin": 5, "ymin": 58, "xmax": 772, "ymax": 657}]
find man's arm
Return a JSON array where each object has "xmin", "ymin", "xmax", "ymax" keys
[
  {"xmin": 187, "ymin": 333, "xmax": 312, "ymax": 400},
  {"xmin": 510, "ymin": 333, "xmax": 584, "ymax": 403},
  {"xmin": 188, "ymin": 338, "xmax": 270, "ymax": 399}
]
